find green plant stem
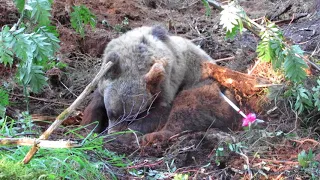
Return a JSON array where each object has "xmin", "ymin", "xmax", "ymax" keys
[
  {"xmin": 10, "ymin": 1, "xmax": 26, "ymax": 32},
  {"xmin": 23, "ymin": 85, "xmax": 29, "ymax": 112}
]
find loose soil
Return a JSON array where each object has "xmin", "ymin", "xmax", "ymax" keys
[{"xmin": 1, "ymin": 0, "xmax": 320, "ymax": 179}]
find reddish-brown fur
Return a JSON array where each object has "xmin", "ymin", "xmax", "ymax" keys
[{"xmin": 141, "ymin": 79, "xmax": 240, "ymax": 145}]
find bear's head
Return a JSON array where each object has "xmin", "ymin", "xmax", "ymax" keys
[{"xmin": 99, "ymin": 26, "xmax": 172, "ymax": 133}]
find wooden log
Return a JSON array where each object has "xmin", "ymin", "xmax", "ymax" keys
[{"xmin": 201, "ymin": 62, "xmax": 270, "ymax": 95}]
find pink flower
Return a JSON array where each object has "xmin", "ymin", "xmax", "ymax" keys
[{"xmin": 242, "ymin": 113, "xmax": 256, "ymax": 127}]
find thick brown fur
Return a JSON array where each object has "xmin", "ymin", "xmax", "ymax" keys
[
  {"xmin": 81, "ymin": 25, "xmax": 226, "ymax": 134},
  {"xmin": 141, "ymin": 79, "xmax": 240, "ymax": 145},
  {"xmin": 81, "ymin": 90, "xmax": 108, "ymax": 132}
]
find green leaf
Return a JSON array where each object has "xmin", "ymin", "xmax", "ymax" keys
[
  {"xmin": 18, "ymin": 63, "xmax": 48, "ymax": 93},
  {"xmin": 292, "ymin": 84, "xmax": 313, "ymax": 114},
  {"xmin": 26, "ymin": 0, "xmax": 52, "ymax": 26},
  {"xmin": 14, "ymin": 0, "xmax": 26, "ymax": 13},
  {"xmin": 13, "ymin": 33, "xmax": 33, "ymax": 61},
  {"xmin": 283, "ymin": 47, "xmax": 308, "ymax": 83},
  {"xmin": 0, "ymin": 26, "xmax": 14, "ymax": 66},
  {"xmin": 225, "ymin": 26, "xmax": 240, "ymax": 39},
  {"xmin": 28, "ymin": 65, "xmax": 48, "ymax": 93},
  {"xmin": 29, "ymin": 33, "xmax": 52, "ymax": 62},
  {"xmin": 298, "ymin": 150, "xmax": 308, "ymax": 168},
  {"xmin": 257, "ymin": 39, "xmax": 274, "ymax": 63},
  {"xmin": 291, "ymin": 45, "xmax": 304, "ymax": 55},
  {"xmin": 17, "ymin": 57, "xmax": 33, "ymax": 85},
  {"xmin": 70, "ymin": 5, "xmax": 96, "ymax": 37},
  {"xmin": 0, "ymin": 88, "xmax": 9, "ymax": 118},
  {"xmin": 36, "ymin": 26, "xmax": 60, "ymax": 54},
  {"xmin": 256, "ymin": 23, "xmax": 286, "ymax": 70}
]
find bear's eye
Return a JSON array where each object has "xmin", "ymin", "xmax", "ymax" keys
[{"xmin": 105, "ymin": 69, "xmax": 120, "ymax": 80}]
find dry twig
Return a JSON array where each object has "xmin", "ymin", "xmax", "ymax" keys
[
  {"xmin": 258, "ymin": 158, "xmax": 299, "ymax": 165},
  {"xmin": 0, "ymin": 138, "xmax": 80, "ymax": 148},
  {"xmin": 9, "ymin": 93, "xmax": 71, "ymax": 106}
]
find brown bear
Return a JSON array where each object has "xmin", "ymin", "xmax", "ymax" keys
[
  {"xmin": 141, "ymin": 79, "xmax": 240, "ymax": 145},
  {"xmin": 81, "ymin": 25, "xmax": 238, "ymax": 135}
]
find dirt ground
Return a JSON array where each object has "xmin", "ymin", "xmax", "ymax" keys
[{"xmin": 1, "ymin": 0, "xmax": 320, "ymax": 179}]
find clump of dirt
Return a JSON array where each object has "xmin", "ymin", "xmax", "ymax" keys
[{"xmin": 0, "ymin": 1, "xmax": 19, "ymax": 27}]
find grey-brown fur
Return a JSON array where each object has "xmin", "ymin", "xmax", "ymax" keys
[{"xmin": 82, "ymin": 25, "xmax": 216, "ymax": 134}]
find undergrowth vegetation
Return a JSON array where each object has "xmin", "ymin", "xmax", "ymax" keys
[
  {"xmin": 0, "ymin": 114, "xmax": 128, "ymax": 179},
  {"xmin": 218, "ymin": 1, "xmax": 320, "ymax": 116}
]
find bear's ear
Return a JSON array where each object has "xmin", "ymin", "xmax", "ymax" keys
[
  {"xmin": 151, "ymin": 25, "xmax": 168, "ymax": 41},
  {"xmin": 104, "ymin": 52, "xmax": 121, "ymax": 77},
  {"xmin": 106, "ymin": 52, "xmax": 120, "ymax": 64},
  {"xmin": 144, "ymin": 58, "xmax": 168, "ymax": 94}
]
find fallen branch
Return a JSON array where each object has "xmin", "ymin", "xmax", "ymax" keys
[
  {"xmin": 289, "ymin": 138, "xmax": 320, "ymax": 149},
  {"xmin": 258, "ymin": 158, "xmax": 299, "ymax": 165},
  {"xmin": 22, "ymin": 61, "xmax": 114, "ymax": 164},
  {"xmin": 0, "ymin": 138, "xmax": 80, "ymax": 148},
  {"xmin": 274, "ymin": 13, "xmax": 308, "ymax": 25}
]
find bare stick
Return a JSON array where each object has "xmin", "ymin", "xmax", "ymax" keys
[
  {"xmin": 22, "ymin": 61, "xmax": 114, "ymax": 164},
  {"xmin": 212, "ymin": 56, "xmax": 235, "ymax": 63},
  {"xmin": 9, "ymin": 93, "xmax": 71, "ymax": 106},
  {"xmin": 0, "ymin": 138, "xmax": 80, "ymax": 148}
]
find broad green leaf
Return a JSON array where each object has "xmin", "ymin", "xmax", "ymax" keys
[
  {"xmin": 13, "ymin": 33, "xmax": 33, "ymax": 61},
  {"xmin": 0, "ymin": 26, "xmax": 14, "ymax": 66},
  {"xmin": 17, "ymin": 63, "xmax": 48, "ymax": 93},
  {"xmin": 14, "ymin": 0, "xmax": 26, "ymax": 13},
  {"xmin": 0, "ymin": 49, "xmax": 14, "ymax": 66},
  {"xmin": 36, "ymin": 26, "xmax": 60, "ymax": 53},
  {"xmin": 28, "ymin": 65, "xmax": 48, "ymax": 93},
  {"xmin": 283, "ymin": 48, "xmax": 308, "ymax": 83},
  {"xmin": 257, "ymin": 39, "xmax": 274, "ymax": 63},
  {"xmin": 26, "ymin": 0, "xmax": 52, "ymax": 26},
  {"xmin": 29, "ymin": 33, "xmax": 52, "ymax": 62},
  {"xmin": 292, "ymin": 84, "xmax": 313, "ymax": 114},
  {"xmin": 17, "ymin": 57, "xmax": 33, "ymax": 85}
]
